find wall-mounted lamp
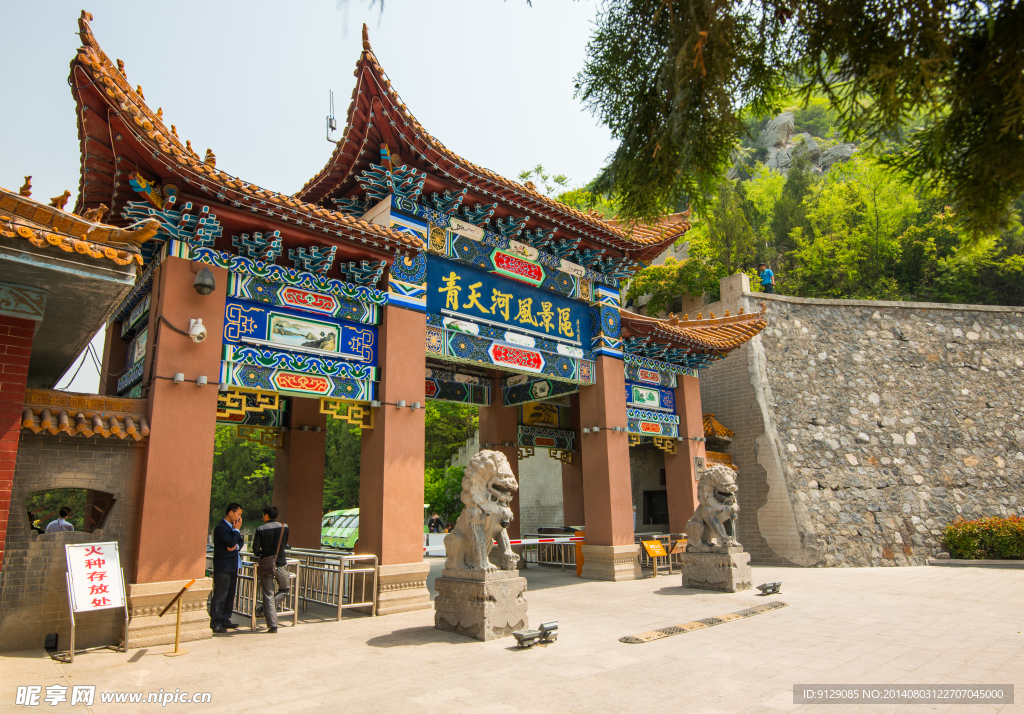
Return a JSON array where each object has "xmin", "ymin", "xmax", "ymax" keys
[
  {"xmin": 196, "ymin": 375, "xmax": 208, "ymax": 387},
  {"xmin": 411, "ymin": 402, "xmax": 422, "ymax": 410},
  {"xmin": 219, "ymin": 382, "xmax": 229, "ymax": 392},
  {"xmin": 396, "ymin": 400, "xmax": 406, "ymax": 408},
  {"xmin": 301, "ymin": 425, "xmax": 309, "ymax": 432},
  {"xmin": 370, "ymin": 400, "xmax": 382, "ymax": 408},
  {"xmin": 172, "ymin": 373, "xmax": 185, "ymax": 384},
  {"xmin": 193, "ymin": 266, "xmax": 216, "ymax": 296}
]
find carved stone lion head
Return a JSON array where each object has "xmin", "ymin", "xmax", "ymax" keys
[
  {"xmin": 462, "ymin": 450, "xmax": 519, "ymax": 527},
  {"xmin": 698, "ymin": 463, "xmax": 739, "ymax": 513}
]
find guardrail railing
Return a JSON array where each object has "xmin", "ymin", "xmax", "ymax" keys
[{"xmin": 289, "ymin": 550, "xmax": 378, "ymax": 620}]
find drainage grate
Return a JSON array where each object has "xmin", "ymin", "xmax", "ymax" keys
[{"xmin": 620, "ymin": 600, "xmax": 788, "ymax": 644}]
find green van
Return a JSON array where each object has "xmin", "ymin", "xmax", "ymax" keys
[
  {"xmin": 321, "ymin": 505, "xmax": 432, "ymax": 550},
  {"xmin": 321, "ymin": 508, "xmax": 359, "ymax": 549}
]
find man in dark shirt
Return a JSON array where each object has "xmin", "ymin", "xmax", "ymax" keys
[
  {"xmin": 251, "ymin": 505, "xmax": 289, "ymax": 633},
  {"xmin": 210, "ymin": 503, "xmax": 244, "ymax": 634},
  {"xmin": 428, "ymin": 512, "xmax": 442, "ymax": 533}
]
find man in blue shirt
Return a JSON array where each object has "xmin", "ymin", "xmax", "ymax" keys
[
  {"xmin": 758, "ymin": 263, "xmax": 775, "ymax": 294},
  {"xmin": 210, "ymin": 503, "xmax": 244, "ymax": 633}
]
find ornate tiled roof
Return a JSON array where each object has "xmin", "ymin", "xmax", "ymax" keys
[
  {"xmin": 702, "ymin": 413, "xmax": 735, "ymax": 439},
  {"xmin": 69, "ymin": 11, "xmax": 423, "ymax": 257},
  {"xmin": 0, "ymin": 186, "xmax": 149, "ymax": 266},
  {"xmin": 21, "ymin": 389, "xmax": 149, "ymax": 441},
  {"xmin": 619, "ymin": 303, "xmax": 769, "ymax": 356},
  {"xmin": 295, "ymin": 25, "xmax": 689, "ymax": 262}
]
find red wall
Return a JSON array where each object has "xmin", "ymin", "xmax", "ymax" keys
[{"xmin": 0, "ymin": 315, "xmax": 34, "ymax": 572}]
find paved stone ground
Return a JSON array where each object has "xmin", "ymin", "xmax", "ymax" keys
[{"xmin": 2, "ymin": 562, "xmax": 1021, "ymax": 713}]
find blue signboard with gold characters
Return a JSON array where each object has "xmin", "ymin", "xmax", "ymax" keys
[
  {"xmin": 425, "ymin": 255, "xmax": 590, "ymax": 348},
  {"xmin": 223, "ymin": 297, "xmax": 377, "ymax": 366}
]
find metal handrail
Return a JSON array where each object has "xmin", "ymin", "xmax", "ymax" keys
[
  {"xmin": 294, "ymin": 552, "xmax": 378, "ymax": 620},
  {"xmin": 519, "ymin": 534, "xmax": 577, "ymax": 570},
  {"xmin": 206, "ymin": 555, "xmax": 300, "ymax": 629}
]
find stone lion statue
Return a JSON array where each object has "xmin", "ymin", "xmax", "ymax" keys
[
  {"xmin": 444, "ymin": 450, "xmax": 520, "ymax": 572},
  {"xmin": 685, "ymin": 463, "xmax": 741, "ymax": 551}
]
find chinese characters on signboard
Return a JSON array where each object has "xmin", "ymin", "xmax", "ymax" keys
[
  {"xmin": 425, "ymin": 255, "xmax": 590, "ymax": 348},
  {"xmin": 65, "ymin": 542, "xmax": 124, "ymax": 612}
]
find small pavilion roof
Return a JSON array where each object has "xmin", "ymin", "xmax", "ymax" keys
[
  {"xmin": 619, "ymin": 303, "xmax": 769, "ymax": 360},
  {"xmin": 296, "ymin": 25, "xmax": 689, "ymax": 262}
]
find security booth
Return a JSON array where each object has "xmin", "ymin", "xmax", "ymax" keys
[{"xmin": 1, "ymin": 11, "xmax": 768, "ymax": 649}]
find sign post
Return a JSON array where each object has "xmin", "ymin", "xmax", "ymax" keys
[
  {"xmin": 159, "ymin": 579, "xmax": 196, "ymax": 657},
  {"xmin": 60, "ymin": 542, "xmax": 129, "ymax": 663},
  {"xmin": 642, "ymin": 540, "xmax": 669, "ymax": 577}
]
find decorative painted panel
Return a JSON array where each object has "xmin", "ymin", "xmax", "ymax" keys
[
  {"xmin": 388, "ymin": 251, "xmax": 427, "ymax": 312},
  {"xmin": 170, "ymin": 241, "xmax": 387, "ymax": 306},
  {"xmin": 624, "ymin": 361, "xmax": 678, "ymax": 387},
  {"xmin": 625, "ymin": 380, "xmax": 676, "ymax": 412},
  {"xmin": 228, "ymin": 274, "xmax": 379, "ymax": 325},
  {"xmin": 425, "ymin": 325, "xmax": 594, "ymax": 385},
  {"xmin": 219, "ymin": 362, "xmax": 374, "ymax": 401},
  {"xmin": 626, "ymin": 407, "xmax": 680, "ymax": 438},
  {"xmin": 222, "ymin": 345, "xmax": 378, "ymax": 381},
  {"xmin": 504, "ymin": 377, "xmax": 578, "ymax": 407},
  {"xmin": 623, "ymin": 353, "xmax": 698, "ymax": 378},
  {"xmin": 424, "ymin": 367, "xmax": 490, "ymax": 406},
  {"xmin": 223, "ymin": 298, "xmax": 377, "ymax": 366},
  {"xmin": 517, "ymin": 425, "xmax": 574, "ymax": 451}
]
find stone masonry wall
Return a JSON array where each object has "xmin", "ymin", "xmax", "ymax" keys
[
  {"xmin": 701, "ymin": 276, "xmax": 1024, "ymax": 567},
  {"xmin": 0, "ymin": 433, "xmax": 146, "ymax": 651}
]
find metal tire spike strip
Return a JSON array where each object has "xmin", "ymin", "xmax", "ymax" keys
[{"xmin": 619, "ymin": 601, "xmax": 788, "ymax": 644}]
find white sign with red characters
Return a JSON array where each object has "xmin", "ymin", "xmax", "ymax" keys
[{"xmin": 65, "ymin": 542, "xmax": 124, "ymax": 612}]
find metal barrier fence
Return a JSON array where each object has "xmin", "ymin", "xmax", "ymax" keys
[
  {"xmin": 286, "ymin": 548, "xmax": 378, "ymax": 620},
  {"xmin": 519, "ymin": 534, "xmax": 577, "ymax": 570}
]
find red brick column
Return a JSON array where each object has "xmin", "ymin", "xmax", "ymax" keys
[
  {"xmin": 273, "ymin": 397, "xmax": 327, "ymax": 548},
  {"xmin": 359, "ymin": 304, "xmax": 430, "ymax": 614},
  {"xmin": 561, "ymin": 393, "xmax": 585, "ymax": 527},
  {"xmin": 578, "ymin": 355, "xmax": 640, "ymax": 580},
  {"xmin": 0, "ymin": 315, "xmax": 34, "ymax": 573},
  {"xmin": 665, "ymin": 374, "xmax": 704, "ymax": 534}
]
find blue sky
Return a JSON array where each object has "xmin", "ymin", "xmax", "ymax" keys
[{"xmin": 1, "ymin": 0, "xmax": 615, "ymax": 392}]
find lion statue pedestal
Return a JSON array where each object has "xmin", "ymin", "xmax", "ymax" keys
[
  {"xmin": 434, "ymin": 450, "xmax": 528, "ymax": 641},
  {"xmin": 680, "ymin": 463, "xmax": 752, "ymax": 593}
]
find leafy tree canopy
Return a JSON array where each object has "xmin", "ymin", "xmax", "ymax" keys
[{"xmin": 576, "ymin": 0, "xmax": 1024, "ymax": 238}]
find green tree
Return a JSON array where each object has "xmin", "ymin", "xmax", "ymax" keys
[
  {"xmin": 424, "ymin": 465, "xmax": 466, "ymax": 526},
  {"xmin": 424, "ymin": 402, "xmax": 478, "ymax": 470},
  {"xmin": 625, "ymin": 255, "xmax": 727, "ymax": 314},
  {"xmin": 209, "ymin": 426, "xmax": 276, "ymax": 529},
  {"xmin": 575, "ymin": 0, "xmax": 1024, "ymax": 237},
  {"xmin": 323, "ymin": 418, "xmax": 362, "ymax": 511}
]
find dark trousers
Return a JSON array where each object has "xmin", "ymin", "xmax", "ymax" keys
[
  {"xmin": 210, "ymin": 570, "xmax": 238, "ymax": 627},
  {"xmin": 762, "ymin": 284, "xmax": 775, "ymax": 294}
]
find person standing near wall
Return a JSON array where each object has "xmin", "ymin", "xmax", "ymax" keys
[
  {"xmin": 758, "ymin": 263, "xmax": 776, "ymax": 294},
  {"xmin": 45, "ymin": 507, "xmax": 74, "ymax": 533},
  {"xmin": 210, "ymin": 503, "xmax": 243, "ymax": 634},
  {"xmin": 251, "ymin": 506, "xmax": 289, "ymax": 634}
]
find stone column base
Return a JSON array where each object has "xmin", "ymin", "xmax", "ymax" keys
[
  {"xmin": 434, "ymin": 569, "xmax": 527, "ymax": 641},
  {"xmin": 681, "ymin": 550, "xmax": 752, "ymax": 592},
  {"xmin": 126, "ymin": 578, "xmax": 213, "ymax": 649},
  {"xmin": 580, "ymin": 544, "xmax": 641, "ymax": 581},
  {"xmin": 376, "ymin": 561, "xmax": 432, "ymax": 615}
]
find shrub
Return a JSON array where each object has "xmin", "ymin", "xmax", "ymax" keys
[{"xmin": 943, "ymin": 516, "xmax": 1024, "ymax": 560}]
